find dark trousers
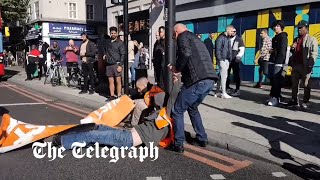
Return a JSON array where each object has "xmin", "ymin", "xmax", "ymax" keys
[
  {"xmin": 82, "ymin": 62, "xmax": 95, "ymax": 91},
  {"xmin": 154, "ymin": 65, "xmax": 164, "ymax": 89},
  {"xmin": 291, "ymin": 65, "xmax": 311, "ymax": 103},
  {"xmin": 226, "ymin": 61, "xmax": 241, "ymax": 90},
  {"xmin": 38, "ymin": 59, "xmax": 47, "ymax": 78},
  {"xmin": 269, "ymin": 65, "xmax": 284, "ymax": 98},
  {"xmin": 26, "ymin": 63, "xmax": 36, "ymax": 80}
]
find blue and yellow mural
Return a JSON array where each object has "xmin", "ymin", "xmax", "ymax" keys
[{"xmin": 182, "ymin": 3, "xmax": 320, "ymax": 82}]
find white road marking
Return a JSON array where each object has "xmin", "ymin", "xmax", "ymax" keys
[
  {"xmin": 272, "ymin": 172, "xmax": 287, "ymax": 177},
  {"xmin": 0, "ymin": 102, "xmax": 46, "ymax": 107},
  {"xmin": 146, "ymin": 177, "xmax": 163, "ymax": 180},
  {"xmin": 210, "ymin": 174, "xmax": 226, "ymax": 180}
]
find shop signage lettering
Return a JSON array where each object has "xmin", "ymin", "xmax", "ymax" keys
[{"xmin": 49, "ymin": 23, "xmax": 95, "ymax": 35}]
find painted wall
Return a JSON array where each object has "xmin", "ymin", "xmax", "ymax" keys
[{"xmin": 181, "ymin": 3, "xmax": 320, "ymax": 82}]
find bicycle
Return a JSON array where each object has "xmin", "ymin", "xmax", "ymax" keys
[
  {"xmin": 67, "ymin": 62, "xmax": 84, "ymax": 88},
  {"xmin": 44, "ymin": 59, "xmax": 67, "ymax": 86}
]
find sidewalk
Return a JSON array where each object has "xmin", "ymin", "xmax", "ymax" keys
[{"xmin": 3, "ymin": 66, "xmax": 320, "ymax": 167}]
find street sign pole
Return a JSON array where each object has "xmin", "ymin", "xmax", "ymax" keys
[
  {"xmin": 164, "ymin": 0, "xmax": 176, "ymax": 93},
  {"xmin": 123, "ymin": 0, "xmax": 129, "ymax": 95}
]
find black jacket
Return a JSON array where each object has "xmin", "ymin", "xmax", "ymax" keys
[
  {"xmin": 215, "ymin": 33, "xmax": 232, "ymax": 62},
  {"xmin": 204, "ymin": 37, "xmax": 214, "ymax": 59},
  {"xmin": 270, "ymin": 32, "xmax": 288, "ymax": 64},
  {"xmin": 80, "ymin": 40, "xmax": 97, "ymax": 63},
  {"xmin": 104, "ymin": 39, "xmax": 125, "ymax": 66},
  {"xmin": 176, "ymin": 31, "xmax": 218, "ymax": 87},
  {"xmin": 152, "ymin": 39, "xmax": 165, "ymax": 68}
]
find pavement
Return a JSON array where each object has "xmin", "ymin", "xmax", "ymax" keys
[
  {"xmin": 0, "ymin": 79, "xmax": 305, "ymax": 180},
  {"xmin": 2, "ymin": 66, "xmax": 320, "ymax": 177}
]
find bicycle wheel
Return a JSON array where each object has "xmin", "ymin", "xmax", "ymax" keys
[{"xmin": 51, "ymin": 69, "xmax": 59, "ymax": 87}]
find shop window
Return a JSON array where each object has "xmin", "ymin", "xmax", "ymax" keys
[
  {"xmin": 86, "ymin": 4, "xmax": 94, "ymax": 20},
  {"xmin": 69, "ymin": 2, "xmax": 77, "ymax": 19},
  {"xmin": 34, "ymin": 1, "xmax": 39, "ymax": 19}
]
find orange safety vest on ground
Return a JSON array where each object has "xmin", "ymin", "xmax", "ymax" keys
[{"xmin": 143, "ymin": 86, "xmax": 174, "ymax": 148}]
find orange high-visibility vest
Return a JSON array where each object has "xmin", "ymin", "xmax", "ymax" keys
[{"xmin": 155, "ymin": 107, "xmax": 174, "ymax": 148}]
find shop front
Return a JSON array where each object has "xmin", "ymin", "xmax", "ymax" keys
[{"xmin": 47, "ymin": 22, "xmax": 98, "ymax": 66}]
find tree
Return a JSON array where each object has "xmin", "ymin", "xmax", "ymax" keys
[{"xmin": 0, "ymin": 0, "xmax": 30, "ymax": 26}]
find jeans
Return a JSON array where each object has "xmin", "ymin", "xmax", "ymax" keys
[
  {"xmin": 269, "ymin": 64, "xmax": 284, "ymax": 98},
  {"xmin": 291, "ymin": 65, "xmax": 312, "ymax": 103},
  {"xmin": 171, "ymin": 79, "xmax": 214, "ymax": 146},
  {"xmin": 61, "ymin": 125, "xmax": 133, "ymax": 150},
  {"xmin": 258, "ymin": 59, "xmax": 268, "ymax": 84}
]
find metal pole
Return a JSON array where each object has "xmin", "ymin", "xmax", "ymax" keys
[
  {"xmin": 164, "ymin": 0, "xmax": 176, "ymax": 93},
  {"xmin": 123, "ymin": 0, "xmax": 129, "ymax": 95}
]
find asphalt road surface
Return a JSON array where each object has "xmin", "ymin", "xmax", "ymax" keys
[{"xmin": 0, "ymin": 82, "xmax": 307, "ymax": 180}]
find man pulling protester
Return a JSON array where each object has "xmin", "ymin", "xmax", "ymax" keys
[{"xmin": 48, "ymin": 77, "xmax": 174, "ymax": 149}]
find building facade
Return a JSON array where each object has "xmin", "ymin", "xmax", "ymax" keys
[
  {"xmin": 107, "ymin": 0, "xmax": 320, "ymax": 82},
  {"xmin": 26, "ymin": 0, "xmax": 107, "ymax": 66}
]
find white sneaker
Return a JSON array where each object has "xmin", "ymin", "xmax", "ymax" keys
[
  {"xmin": 268, "ymin": 97, "xmax": 279, "ymax": 106},
  {"xmin": 231, "ymin": 90, "xmax": 240, "ymax": 97},
  {"xmin": 221, "ymin": 93, "xmax": 232, "ymax": 99}
]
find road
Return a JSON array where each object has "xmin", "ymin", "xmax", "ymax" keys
[{"xmin": 0, "ymin": 82, "xmax": 305, "ymax": 180}]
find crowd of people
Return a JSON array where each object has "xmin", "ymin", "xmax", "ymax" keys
[{"xmin": 26, "ymin": 20, "xmax": 319, "ymax": 153}]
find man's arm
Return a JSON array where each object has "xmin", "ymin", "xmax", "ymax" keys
[
  {"xmin": 215, "ymin": 36, "xmax": 223, "ymax": 62},
  {"xmin": 310, "ymin": 37, "xmax": 319, "ymax": 66},
  {"xmin": 176, "ymin": 34, "xmax": 192, "ymax": 72},
  {"xmin": 119, "ymin": 42, "xmax": 125, "ymax": 66},
  {"xmin": 275, "ymin": 34, "xmax": 288, "ymax": 64},
  {"xmin": 236, "ymin": 38, "xmax": 245, "ymax": 59}
]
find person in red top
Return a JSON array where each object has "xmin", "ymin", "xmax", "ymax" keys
[
  {"xmin": 26, "ymin": 45, "xmax": 41, "ymax": 81},
  {"xmin": 64, "ymin": 39, "xmax": 79, "ymax": 77}
]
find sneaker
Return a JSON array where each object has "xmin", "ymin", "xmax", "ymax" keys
[
  {"xmin": 89, "ymin": 90, "xmax": 94, "ymax": 95},
  {"xmin": 221, "ymin": 93, "xmax": 232, "ymax": 99},
  {"xmin": 301, "ymin": 102, "xmax": 309, "ymax": 109},
  {"xmin": 195, "ymin": 139, "xmax": 208, "ymax": 147},
  {"xmin": 231, "ymin": 90, "xmax": 240, "ymax": 97},
  {"xmin": 268, "ymin": 97, "xmax": 279, "ymax": 106},
  {"xmin": 79, "ymin": 90, "xmax": 88, "ymax": 94},
  {"xmin": 254, "ymin": 84, "xmax": 262, "ymax": 88},
  {"xmin": 171, "ymin": 145, "xmax": 184, "ymax": 153},
  {"xmin": 105, "ymin": 96, "xmax": 117, "ymax": 102},
  {"xmin": 286, "ymin": 99, "xmax": 299, "ymax": 107}
]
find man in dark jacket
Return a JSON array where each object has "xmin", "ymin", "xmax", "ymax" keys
[
  {"xmin": 152, "ymin": 26, "xmax": 165, "ymax": 89},
  {"xmin": 79, "ymin": 32, "xmax": 97, "ymax": 95},
  {"xmin": 204, "ymin": 33, "xmax": 215, "ymax": 61},
  {"xmin": 214, "ymin": 25, "xmax": 234, "ymax": 99},
  {"xmin": 169, "ymin": 23, "xmax": 218, "ymax": 153},
  {"xmin": 268, "ymin": 20, "xmax": 288, "ymax": 106},
  {"xmin": 104, "ymin": 27, "xmax": 125, "ymax": 101},
  {"xmin": 38, "ymin": 41, "xmax": 49, "ymax": 80}
]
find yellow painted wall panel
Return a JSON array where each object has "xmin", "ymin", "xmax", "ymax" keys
[
  {"xmin": 309, "ymin": 24, "xmax": 320, "ymax": 42},
  {"xmin": 257, "ymin": 10, "xmax": 270, "ymax": 28},
  {"xmin": 283, "ymin": 26, "xmax": 294, "ymax": 46},
  {"xmin": 272, "ymin": 8, "xmax": 282, "ymax": 20},
  {"xmin": 244, "ymin": 29, "xmax": 256, "ymax": 48}
]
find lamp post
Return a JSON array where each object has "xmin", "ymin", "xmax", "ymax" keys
[
  {"xmin": 123, "ymin": 0, "xmax": 129, "ymax": 95},
  {"xmin": 164, "ymin": 0, "xmax": 176, "ymax": 93}
]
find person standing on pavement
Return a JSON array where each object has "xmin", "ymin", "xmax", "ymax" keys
[
  {"xmin": 79, "ymin": 32, "xmax": 97, "ymax": 95},
  {"xmin": 204, "ymin": 32, "xmax": 215, "ymax": 61},
  {"xmin": 169, "ymin": 23, "xmax": 218, "ymax": 153},
  {"xmin": 215, "ymin": 25, "xmax": 234, "ymax": 99},
  {"xmin": 254, "ymin": 29, "xmax": 272, "ymax": 88},
  {"xmin": 267, "ymin": 20, "xmax": 288, "ymax": 106},
  {"xmin": 26, "ymin": 45, "xmax": 41, "ymax": 81},
  {"xmin": 287, "ymin": 20, "xmax": 318, "ymax": 109},
  {"xmin": 152, "ymin": 26, "xmax": 165, "ymax": 89},
  {"xmin": 128, "ymin": 35, "xmax": 135, "ymax": 88},
  {"xmin": 38, "ymin": 41, "xmax": 49, "ymax": 80},
  {"xmin": 104, "ymin": 27, "xmax": 125, "ymax": 101},
  {"xmin": 64, "ymin": 39, "xmax": 79, "ymax": 79},
  {"xmin": 48, "ymin": 41, "xmax": 61, "ymax": 62},
  {"xmin": 226, "ymin": 28, "xmax": 245, "ymax": 96}
]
